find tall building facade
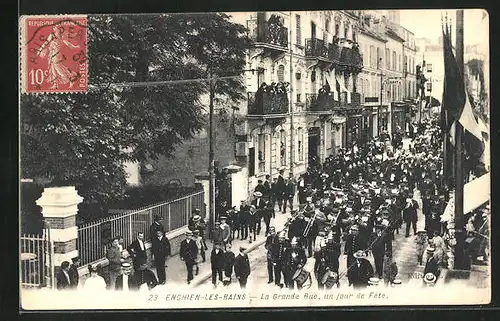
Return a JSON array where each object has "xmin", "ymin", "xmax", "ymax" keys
[{"xmin": 230, "ymin": 11, "xmax": 364, "ymax": 196}]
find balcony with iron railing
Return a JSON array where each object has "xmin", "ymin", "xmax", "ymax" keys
[
  {"xmin": 340, "ymin": 47, "xmax": 364, "ymax": 72},
  {"xmin": 248, "ymin": 91, "xmax": 289, "ymax": 116},
  {"xmin": 247, "ymin": 14, "xmax": 289, "ymax": 50},
  {"xmin": 305, "ymin": 38, "xmax": 329, "ymax": 60},
  {"xmin": 305, "ymin": 93, "xmax": 340, "ymax": 113},
  {"xmin": 328, "ymin": 42, "xmax": 342, "ymax": 63}
]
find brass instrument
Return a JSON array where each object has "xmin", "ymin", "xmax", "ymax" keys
[
  {"xmin": 303, "ymin": 209, "xmax": 319, "ymax": 237},
  {"xmin": 283, "ymin": 210, "xmax": 303, "ymax": 229}
]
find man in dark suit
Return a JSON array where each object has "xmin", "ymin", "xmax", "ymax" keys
[
  {"xmin": 424, "ymin": 247, "xmax": 440, "ymax": 278},
  {"xmin": 263, "ymin": 175, "xmax": 272, "ymax": 202},
  {"xmin": 403, "ymin": 193, "xmax": 419, "ymax": 237},
  {"xmin": 265, "ymin": 227, "xmax": 279, "ymax": 284},
  {"xmin": 369, "ymin": 225, "xmax": 391, "ymax": 279},
  {"xmin": 179, "ymin": 230, "xmax": 198, "ymax": 284},
  {"xmin": 115, "ymin": 262, "xmax": 140, "ymax": 291},
  {"xmin": 344, "ymin": 225, "xmax": 366, "ymax": 270},
  {"xmin": 239, "ymin": 200, "xmax": 250, "ymax": 240},
  {"xmin": 347, "ymin": 250, "xmax": 374, "ymax": 288},
  {"xmin": 234, "ymin": 247, "xmax": 251, "ymax": 289},
  {"xmin": 271, "ymin": 232, "xmax": 289, "ymax": 288},
  {"xmin": 68, "ymin": 257, "xmax": 80, "ymax": 289},
  {"xmin": 150, "ymin": 215, "xmax": 165, "ymax": 240},
  {"xmin": 276, "ymin": 170, "xmax": 286, "ymax": 212},
  {"xmin": 251, "ymin": 191, "xmax": 266, "ymax": 235},
  {"xmin": 151, "ymin": 230, "xmax": 171, "ymax": 284},
  {"xmin": 284, "ymin": 237, "xmax": 307, "ymax": 290},
  {"xmin": 211, "ymin": 243, "xmax": 225, "ymax": 288},
  {"xmin": 283, "ymin": 179, "xmax": 295, "ymax": 214},
  {"xmin": 56, "ymin": 261, "xmax": 71, "ymax": 290},
  {"xmin": 135, "ymin": 263, "xmax": 159, "ymax": 290},
  {"xmin": 128, "ymin": 232, "xmax": 148, "ymax": 271}
]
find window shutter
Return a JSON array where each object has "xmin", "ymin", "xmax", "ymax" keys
[{"xmin": 278, "ymin": 65, "xmax": 285, "ymax": 83}]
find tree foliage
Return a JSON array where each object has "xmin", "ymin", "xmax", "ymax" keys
[{"xmin": 21, "ymin": 13, "xmax": 251, "ymax": 210}]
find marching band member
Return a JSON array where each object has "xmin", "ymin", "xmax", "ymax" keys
[
  {"xmin": 344, "ymin": 225, "xmax": 365, "ymax": 270},
  {"xmin": 284, "ymin": 237, "xmax": 307, "ymax": 290},
  {"xmin": 314, "ymin": 239, "xmax": 328, "ymax": 289},
  {"xmin": 271, "ymin": 231, "xmax": 289, "ymax": 288},
  {"xmin": 265, "ymin": 227, "xmax": 279, "ymax": 284},
  {"xmin": 251, "ymin": 191, "xmax": 266, "ymax": 235},
  {"xmin": 324, "ymin": 232, "xmax": 341, "ymax": 288},
  {"xmin": 347, "ymin": 250, "xmax": 374, "ymax": 289}
]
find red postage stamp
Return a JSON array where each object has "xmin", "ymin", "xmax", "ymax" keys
[{"xmin": 21, "ymin": 15, "xmax": 88, "ymax": 94}]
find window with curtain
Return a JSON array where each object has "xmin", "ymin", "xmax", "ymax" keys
[
  {"xmin": 296, "ymin": 14, "xmax": 301, "ymax": 45},
  {"xmin": 278, "ymin": 65, "xmax": 285, "ymax": 83},
  {"xmin": 280, "ymin": 130, "xmax": 287, "ymax": 166}
]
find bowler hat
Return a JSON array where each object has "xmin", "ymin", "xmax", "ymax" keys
[{"xmin": 424, "ymin": 273, "xmax": 436, "ymax": 284}]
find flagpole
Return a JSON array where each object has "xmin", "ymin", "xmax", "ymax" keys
[{"xmin": 453, "ymin": 8, "xmax": 468, "ymax": 270}]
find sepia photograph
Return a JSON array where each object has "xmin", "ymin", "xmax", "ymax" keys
[{"xmin": 19, "ymin": 9, "xmax": 490, "ymax": 310}]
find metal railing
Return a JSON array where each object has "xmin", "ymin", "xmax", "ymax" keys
[
  {"xmin": 247, "ymin": 18, "xmax": 289, "ymax": 49},
  {"xmin": 77, "ymin": 191, "xmax": 204, "ymax": 266},
  {"xmin": 20, "ymin": 230, "xmax": 53, "ymax": 288},
  {"xmin": 340, "ymin": 47, "xmax": 364, "ymax": 70},
  {"xmin": 305, "ymin": 38, "xmax": 329, "ymax": 60},
  {"xmin": 351, "ymin": 92, "xmax": 362, "ymax": 105},
  {"xmin": 248, "ymin": 91, "xmax": 289, "ymax": 116},
  {"xmin": 305, "ymin": 93, "xmax": 339, "ymax": 112}
]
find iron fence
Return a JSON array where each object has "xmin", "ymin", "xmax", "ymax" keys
[{"xmin": 77, "ymin": 191, "xmax": 204, "ymax": 266}]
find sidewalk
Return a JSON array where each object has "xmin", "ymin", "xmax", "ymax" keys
[{"xmin": 153, "ymin": 210, "xmax": 290, "ymax": 287}]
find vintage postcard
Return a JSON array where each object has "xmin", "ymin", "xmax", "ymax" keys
[{"xmin": 19, "ymin": 9, "xmax": 490, "ymax": 310}]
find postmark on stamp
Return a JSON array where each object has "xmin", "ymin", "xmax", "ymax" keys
[{"xmin": 20, "ymin": 15, "xmax": 88, "ymax": 94}]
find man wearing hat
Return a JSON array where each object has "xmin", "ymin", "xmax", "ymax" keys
[
  {"xmin": 347, "ymin": 250, "xmax": 374, "ymax": 289},
  {"xmin": 213, "ymin": 221, "xmax": 224, "ymax": 245},
  {"xmin": 210, "ymin": 243, "xmax": 225, "ymax": 288},
  {"xmin": 276, "ymin": 169, "xmax": 286, "ymax": 212},
  {"xmin": 239, "ymin": 200, "xmax": 250, "ymax": 240},
  {"xmin": 283, "ymin": 178, "xmax": 296, "ymax": 214},
  {"xmin": 68, "ymin": 257, "xmax": 80, "ymax": 289},
  {"xmin": 423, "ymin": 272, "xmax": 437, "ymax": 287},
  {"xmin": 151, "ymin": 229, "xmax": 172, "ymax": 284},
  {"xmin": 370, "ymin": 224, "xmax": 391, "ymax": 279},
  {"xmin": 424, "ymin": 247, "xmax": 440, "ymax": 277},
  {"xmin": 219, "ymin": 215, "xmax": 231, "ymax": 246},
  {"xmin": 324, "ymin": 233, "xmax": 341, "ymax": 286},
  {"xmin": 179, "ymin": 230, "xmax": 198, "ymax": 284},
  {"xmin": 106, "ymin": 236, "xmax": 124, "ymax": 290},
  {"xmin": 188, "ymin": 209, "xmax": 207, "ymax": 245},
  {"xmin": 314, "ymin": 239, "xmax": 329, "ymax": 289},
  {"xmin": 265, "ymin": 226, "xmax": 279, "ymax": 284},
  {"xmin": 288, "ymin": 210, "xmax": 307, "ymax": 244},
  {"xmin": 383, "ymin": 252, "xmax": 398, "ymax": 286},
  {"xmin": 251, "ymin": 191, "xmax": 266, "ymax": 234},
  {"xmin": 415, "ymin": 230, "xmax": 428, "ymax": 265},
  {"xmin": 344, "ymin": 225, "xmax": 365, "ymax": 269},
  {"xmin": 271, "ymin": 231, "xmax": 289, "ymax": 288},
  {"xmin": 234, "ymin": 246, "xmax": 251, "ymax": 289},
  {"xmin": 150, "ymin": 214, "xmax": 166, "ymax": 240},
  {"xmin": 403, "ymin": 193, "xmax": 419, "ymax": 238},
  {"xmin": 135, "ymin": 263, "xmax": 159, "ymax": 290},
  {"xmin": 115, "ymin": 262, "xmax": 140, "ymax": 291},
  {"xmin": 284, "ymin": 237, "xmax": 307, "ymax": 290}
]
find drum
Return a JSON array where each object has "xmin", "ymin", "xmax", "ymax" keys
[
  {"xmin": 292, "ymin": 268, "xmax": 311, "ymax": 288},
  {"xmin": 321, "ymin": 270, "xmax": 338, "ymax": 288}
]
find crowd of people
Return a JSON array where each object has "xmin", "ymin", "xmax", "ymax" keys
[{"xmin": 56, "ymin": 118, "xmax": 489, "ymax": 293}]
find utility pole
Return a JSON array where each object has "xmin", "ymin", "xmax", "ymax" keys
[
  {"xmin": 208, "ymin": 73, "xmax": 216, "ymax": 237},
  {"xmin": 379, "ymin": 58, "xmax": 383, "ymax": 136},
  {"xmin": 453, "ymin": 9, "xmax": 468, "ymax": 270},
  {"xmin": 289, "ymin": 11, "xmax": 295, "ymax": 176}
]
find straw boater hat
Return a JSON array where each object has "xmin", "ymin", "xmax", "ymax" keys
[
  {"xmin": 193, "ymin": 214, "xmax": 201, "ymax": 221},
  {"xmin": 426, "ymin": 247, "xmax": 435, "ymax": 254},
  {"xmin": 353, "ymin": 250, "xmax": 367, "ymax": 259},
  {"xmin": 368, "ymin": 277, "xmax": 380, "ymax": 286},
  {"xmin": 392, "ymin": 279, "xmax": 402, "ymax": 287},
  {"xmin": 253, "ymin": 191, "xmax": 263, "ymax": 197},
  {"xmin": 417, "ymin": 229, "xmax": 427, "ymax": 235},
  {"xmin": 185, "ymin": 230, "xmax": 193, "ymax": 236},
  {"xmin": 424, "ymin": 273, "xmax": 437, "ymax": 284}
]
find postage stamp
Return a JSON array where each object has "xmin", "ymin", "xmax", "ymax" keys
[{"xmin": 20, "ymin": 15, "xmax": 88, "ymax": 94}]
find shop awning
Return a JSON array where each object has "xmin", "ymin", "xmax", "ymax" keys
[{"xmin": 441, "ymin": 173, "xmax": 490, "ymax": 222}]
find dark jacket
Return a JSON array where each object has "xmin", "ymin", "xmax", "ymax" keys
[
  {"xmin": 347, "ymin": 258, "xmax": 374, "ymax": 288},
  {"xmin": 180, "ymin": 239, "xmax": 198, "ymax": 264},
  {"xmin": 127, "ymin": 239, "xmax": 148, "ymax": 267},
  {"xmin": 403, "ymin": 199, "xmax": 419, "ymax": 222},
  {"xmin": 135, "ymin": 268, "xmax": 159, "ymax": 290},
  {"xmin": 106, "ymin": 245, "xmax": 123, "ymax": 273},
  {"xmin": 284, "ymin": 247, "xmax": 307, "ymax": 270},
  {"xmin": 151, "ymin": 235, "xmax": 171, "ymax": 260},
  {"xmin": 234, "ymin": 253, "xmax": 251, "ymax": 278},
  {"xmin": 150, "ymin": 221, "xmax": 165, "ymax": 239},
  {"xmin": 344, "ymin": 233, "xmax": 366, "ymax": 255},
  {"xmin": 211, "ymin": 248, "xmax": 225, "ymax": 270},
  {"xmin": 56, "ymin": 270, "xmax": 71, "ymax": 290},
  {"xmin": 424, "ymin": 255, "xmax": 440, "ymax": 277},
  {"xmin": 68, "ymin": 265, "xmax": 79, "ymax": 288},
  {"xmin": 115, "ymin": 274, "xmax": 140, "ymax": 291},
  {"xmin": 223, "ymin": 251, "xmax": 236, "ymax": 273}
]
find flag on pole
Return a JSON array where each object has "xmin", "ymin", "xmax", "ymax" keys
[{"xmin": 442, "ymin": 17, "xmax": 486, "ymax": 172}]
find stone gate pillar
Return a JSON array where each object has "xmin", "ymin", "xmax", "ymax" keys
[{"xmin": 36, "ymin": 186, "xmax": 83, "ymax": 268}]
